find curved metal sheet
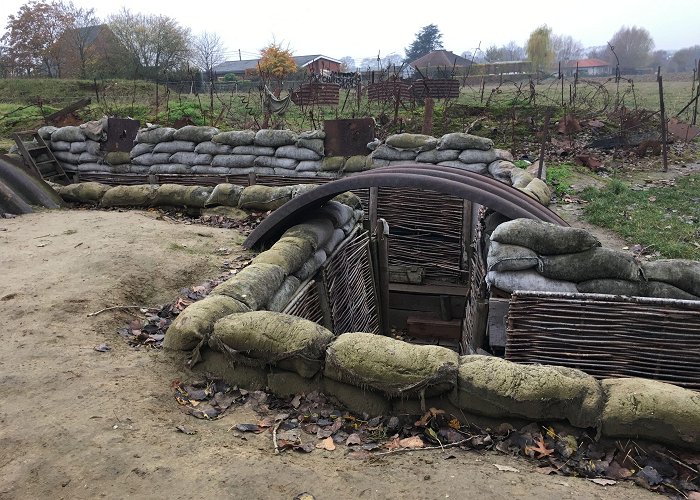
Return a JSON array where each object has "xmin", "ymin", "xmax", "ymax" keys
[{"xmin": 244, "ymin": 163, "xmax": 567, "ymax": 249}]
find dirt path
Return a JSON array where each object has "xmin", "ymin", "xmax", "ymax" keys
[{"xmin": 0, "ymin": 209, "xmax": 655, "ymax": 500}]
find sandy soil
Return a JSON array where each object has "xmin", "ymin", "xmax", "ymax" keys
[{"xmin": 0, "ymin": 209, "xmax": 656, "ymax": 500}]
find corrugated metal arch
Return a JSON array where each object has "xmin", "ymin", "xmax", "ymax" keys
[{"xmin": 243, "ymin": 163, "xmax": 567, "ymax": 249}]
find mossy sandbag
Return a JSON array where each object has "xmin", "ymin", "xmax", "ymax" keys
[
  {"xmin": 491, "ymin": 218, "xmax": 601, "ymax": 255},
  {"xmin": 449, "ymin": 355, "xmax": 603, "ymax": 428},
  {"xmin": 209, "ymin": 262, "xmax": 285, "ymax": 310},
  {"xmin": 238, "ymin": 185, "xmax": 294, "ymax": 211},
  {"xmin": 58, "ymin": 182, "xmax": 110, "ymax": 203},
  {"xmin": 324, "ymin": 332, "xmax": 459, "ymax": 397},
  {"xmin": 204, "ymin": 183, "xmax": 245, "ymax": 207},
  {"xmin": 253, "ymin": 236, "xmax": 314, "ymax": 275},
  {"xmin": 538, "ymin": 247, "xmax": 642, "ymax": 283},
  {"xmin": 163, "ymin": 295, "xmax": 250, "ymax": 351},
  {"xmin": 100, "ymin": 184, "xmax": 158, "ymax": 207},
  {"xmin": 601, "ymin": 378, "xmax": 700, "ymax": 451},
  {"xmin": 211, "ymin": 311, "xmax": 334, "ymax": 378},
  {"xmin": 282, "ymin": 218, "xmax": 335, "ymax": 250},
  {"xmin": 486, "ymin": 241, "xmax": 540, "ymax": 272},
  {"xmin": 153, "ymin": 184, "xmax": 213, "ymax": 208},
  {"xmin": 642, "ymin": 260, "xmax": 700, "ymax": 297}
]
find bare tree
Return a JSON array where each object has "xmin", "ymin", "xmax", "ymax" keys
[
  {"xmin": 191, "ymin": 31, "xmax": 226, "ymax": 81},
  {"xmin": 608, "ymin": 26, "xmax": 654, "ymax": 71},
  {"xmin": 108, "ymin": 8, "xmax": 190, "ymax": 78},
  {"xmin": 551, "ymin": 34, "xmax": 583, "ymax": 63},
  {"xmin": 60, "ymin": 2, "xmax": 99, "ymax": 78},
  {"xmin": 339, "ymin": 56, "xmax": 356, "ymax": 72},
  {"xmin": 485, "ymin": 42, "xmax": 525, "ymax": 62}
]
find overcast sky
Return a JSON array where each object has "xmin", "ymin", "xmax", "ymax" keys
[{"xmin": 2, "ymin": 0, "xmax": 697, "ymax": 64}]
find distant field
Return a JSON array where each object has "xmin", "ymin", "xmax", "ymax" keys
[{"xmin": 0, "ymin": 75, "xmax": 697, "ymax": 142}]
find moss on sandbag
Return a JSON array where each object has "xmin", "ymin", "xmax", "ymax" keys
[
  {"xmin": 601, "ymin": 378, "xmax": 700, "ymax": 450},
  {"xmin": 100, "ymin": 184, "xmax": 158, "ymax": 207},
  {"xmin": 238, "ymin": 185, "xmax": 294, "ymax": 211},
  {"xmin": 267, "ymin": 276, "xmax": 302, "ymax": 312},
  {"xmin": 153, "ymin": 184, "xmax": 213, "ymax": 208},
  {"xmin": 576, "ymin": 279, "xmax": 645, "ymax": 296},
  {"xmin": 324, "ymin": 332, "xmax": 459, "ymax": 397},
  {"xmin": 211, "ymin": 311, "xmax": 333, "ymax": 378},
  {"xmin": 449, "ymin": 355, "xmax": 603, "ymax": 428},
  {"xmin": 173, "ymin": 125, "xmax": 219, "ymax": 143},
  {"xmin": 136, "ymin": 126, "xmax": 175, "ymax": 143},
  {"xmin": 58, "ymin": 182, "xmax": 110, "ymax": 203},
  {"xmin": 491, "ymin": 218, "xmax": 601, "ymax": 255},
  {"xmin": 210, "ymin": 262, "xmax": 285, "ymax": 310},
  {"xmin": 254, "ymin": 129, "xmax": 297, "ymax": 147},
  {"xmin": 104, "ymin": 151, "xmax": 131, "ymax": 165},
  {"xmin": 253, "ymin": 236, "xmax": 313, "ymax": 275},
  {"xmin": 212, "ymin": 130, "xmax": 256, "ymax": 146},
  {"xmin": 385, "ymin": 133, "xmax": 437, "ymax": 151},
  {"xmin": 204, "ymin": 183, "xmax": 244, "ymax": 207},
  {"xmin": 521, "ymin": 177, "xmax": 551, "ymax": 205},
  {"xmin": 539, "ymin": 247, "xmax": 642, "ymax": 283},
  {"xmin": 332, "ymin": 192, "xmax": 362, "ymax": 210},
  {"xmin": 642, "ymin": 260, "xmax": 700, "ymax": 297},
  {"xmin": 282, "ymin": 218, "xmax": 335, "ymax": 250},
  {"xmin": 438, "ymin": 132, "xmax": 493, "ymax": 151},
  {"xmin": 163, "ymin": 295, "xmax": 250, "ymax": 351}
]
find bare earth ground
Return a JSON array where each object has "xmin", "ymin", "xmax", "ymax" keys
[{"xmin": 0, "ymin": 209, "xmax": 658, "ymax": 500}]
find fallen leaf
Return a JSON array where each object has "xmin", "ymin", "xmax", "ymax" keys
[
  {"xmin": 235, "ymin": 423, "xmax": 262, "ymax": 433},
  {"xmin": 316, "ymin": 437, "xmax": 336, "ymax": 451},
  {"xmin": 399, "ymin": 436, "xmax": 425, "ymax": 449},
  {"xmin": 175, "ymin": 425, "xmax": 196, "ymax": 435},
  {"xmin": 587, "ymin": 478, "xmax": 616, "ymax": 486},
  {"xmin": 535, "ymin": 466, "xmax": 557, "ymax": 475},
  {"xmin": 94, "ymin": 344, "xmax": 111, "ymax": 352},
  {"xmin": 525, "ymin": 436, "xmax": 555, "ymax": 459},
  {"xmin": 688, "ymin": 492, "xmax": 700, "ymax": 500},
  {"xmin": 346, "ymin": 433, "xmax": 362, "ymax": 446},
  {"xmin": 293, "ymin": 494, "xmax": 315, "ymax": 500},
  {"xmin": 493, "ymin": 464, "xmax": 520, "ymax": 473}
]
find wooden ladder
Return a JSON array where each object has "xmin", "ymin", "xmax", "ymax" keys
[{"xmin": 12, "ymin": 131, "xmax": 71, "ymax": 184}]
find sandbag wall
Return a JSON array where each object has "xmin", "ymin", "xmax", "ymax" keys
[
  {"xmin": 168, "ymin": 310, "xmax": 700, "ymax": 451},
  {"xmin": 485, "ymin": 219, "xmax": 700, "ymax": 301},
  {"xmin": 476, "ymin": 218, "xmax": 700, "ymax": 390},
  {"xmin": 39, "ymin": 123, "xmax": 552, "ymax": 205}
]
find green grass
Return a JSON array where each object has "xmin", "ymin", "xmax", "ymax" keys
[
  {"xmin": 546, "ymin": 163, "xmax": 577, "ymax": 197},
  {"xmin": 580, "ymin": 174, "xmax": 700, "ymax": 259}
]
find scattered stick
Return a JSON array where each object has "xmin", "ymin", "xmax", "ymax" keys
[
  {"xmin": 272, "ymin": 419, "xmax": 282, "ymax": 455},
  {"xmin": 87, "ymin": 305, "xmax": 141, "ymax": 317},
  {"xmin": 369, "ymin": 438, "xmax": 471, "ymax": 460}
]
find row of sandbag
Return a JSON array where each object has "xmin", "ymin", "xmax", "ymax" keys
[
  {"xmin": 173, "ymin": 310, "xmax": 700, "ymax": 450},
  {"xmin": 161, "ymin": 196, "xmax": 362, "ymax": 337},
  {"xmin": 485, "ymin": 218, "xmax": 700, "ymax": 300},
  {"xmin": 129, "ymin": 126, "xmax": 332, "ymax": 176},
  {"xmin": 55, "ymin": 181, "xmax": 341, "ymax": 212}
]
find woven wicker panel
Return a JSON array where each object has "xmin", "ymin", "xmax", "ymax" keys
[
  {"xmin": 76, "ymin": 173, "xmax": 150, "ymax": 185},
  {"xmin": 377, "ymin": 187, "xmax": 465, "ymax": 284},
  {"xmin": 323, "ymin": 229, "xmax": 380, "ymax": 334},
  {"xmin": 282, "ymin": 279, "xmax": 324, "ymax": 326},
  {"xmin": 462, "ymin": 233, "xmax": 488, "ymax": 353},
  {"xmin": 505, "ymin": 291, "xmax": 700, "ymax": 391}
]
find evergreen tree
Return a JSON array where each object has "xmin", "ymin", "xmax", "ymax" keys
[{"xmin": 404, "ymin": 24, "xmax": 443, "ymax": 63}]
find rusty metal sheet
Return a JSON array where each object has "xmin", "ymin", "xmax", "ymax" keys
[
  {"xmin": 291, "ymin": 83, "xmax": 340, "ymax": 106},
  {"xmin": 323, "ymin": 118, "xmax": 375, "ymax": 157},
  {"xmin": 243, "ymin": 164, "xmax": 568, "ymax": 249},
  {"xmin": 105, "ymin": 118, "xmax": 140, "ymax": 152},
  {"xmin": 667, "ymin": 117, "xmax": 700, "ymax": 141},
  {"xmin": 412, "ymin": 79, "xmax": 460, "ymax": 99}
]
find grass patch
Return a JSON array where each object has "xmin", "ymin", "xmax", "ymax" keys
[
  {"xmin": 546, "ymin": 163, "xmax": 576, "ymax": 196},
  {"xmin": 581, "ymin": 174, "xmax": 700, "ymax": 259}
]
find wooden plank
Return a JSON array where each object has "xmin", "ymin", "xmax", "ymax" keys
[
  {"xmin": 407, "ymin": 313, "xmax": 461, "ymax": 340},
  {"xmin": 45, "ymin": 98, "xmax": 91, "ymax": 123},
  {"xmin": 389, "ymin": 291, "xmax": 465, "ymax": 317},
  {"xmin": 487, "ymin": 298, "xmax": 510, "ymax": 348},
  {"xmin": 389, "ymin": 282, "xmax": 468, "ymax": 296}
]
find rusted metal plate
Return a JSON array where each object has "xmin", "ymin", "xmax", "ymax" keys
[
  {"xmin": 667, "ymin": 117, "xmax": 700, "ymax": 141},
  {"xmin": 412, "ymin": 79, "xmax": 460, "ymax": 99},
  {"xmin": 105, "ymin": 118, "xmax": 140, "ymax": 152},
  {"xmin": 291, "ymin": 83, "xmax": 340, "ymax": 106},
  {"xmin": 366, "ymin": 81, "xmax": 412, "ymax": 101},
  {"xmin": 323, "ymin": 118, "xmax": 375, "ymax": 157}
]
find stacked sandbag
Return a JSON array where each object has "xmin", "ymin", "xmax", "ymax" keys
[
  {"xmin": 324, "ymin": 332, "xmax": 459, "ymax": 397},
  {"xmin": 47, "ymin": 124, "xmax": 105, "ymax": 173},
  {"xmin": 486, "ymin": 218, "xmax": 700, "ymax": 300},
  {"xmin": 209, "ymin": 311, "xmax": 334, "ymax": 377},
  {"xmin": 449, "ymin": 355, "xmax": 603, "ymax": 428},
  {"xmin": 131, "ymin": 125, "xmax": 219, "ymax": 174}
]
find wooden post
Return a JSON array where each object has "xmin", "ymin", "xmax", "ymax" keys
[
  {"xmin": 375, "ymin": 218, "xmax": 390, "ymax": 336},
  {"xmin": 537, "ymin": 108, "xmax": 552, "ymax": 180},
  {"xmin": 693, "ymin": 60, "xmax": 700, "ymax": 126},
  {"xmin": 368, "ymin": 186, "xmax": 378, "ymax": 229},
  {"xmin": 422, "ymin": 97, "xmax": 434, "ymax": 135},
  {"xmin": 657, "ymin": 67, "xmax": 668, "ymax": 172}
]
